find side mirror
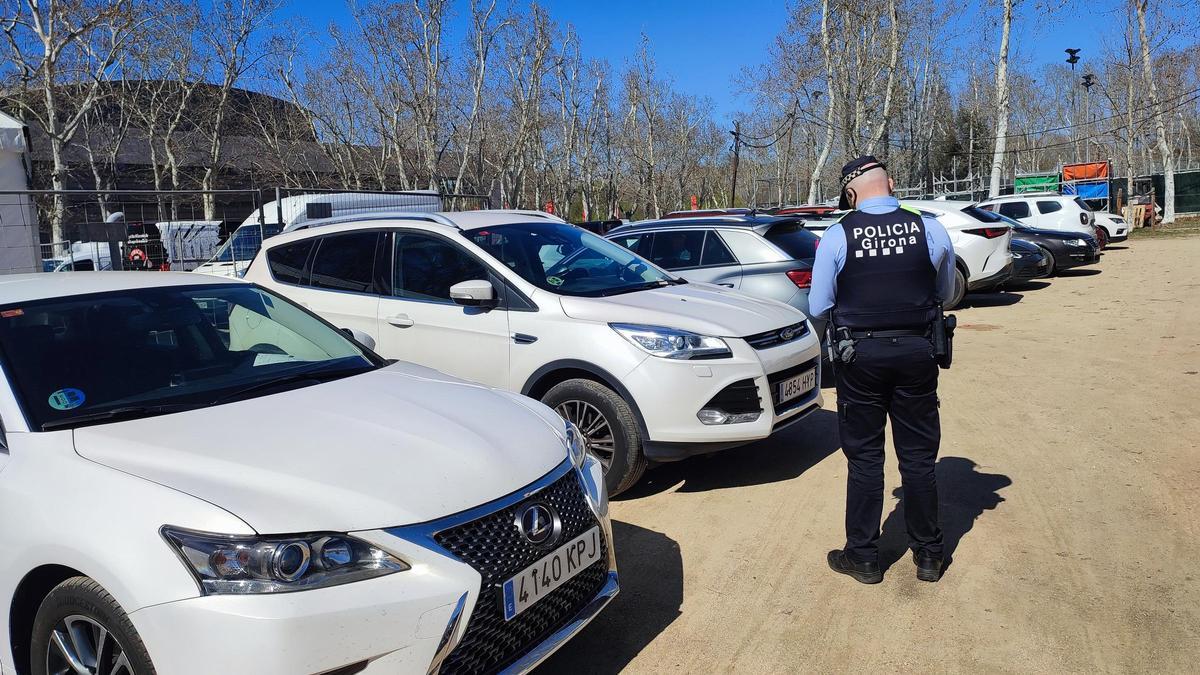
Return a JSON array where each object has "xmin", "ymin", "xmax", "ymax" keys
[
  {"xmin": 341, "ymin": 327, "xmax": 377, "ymax": 351},
  {"xmin": 449, "ymin": 279, "xmax": 497, "ymax": 307}
]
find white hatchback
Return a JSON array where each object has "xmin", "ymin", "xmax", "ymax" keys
[
  {"xmin": 0, "ymin": 273, "xmax": 615, "ymax": 675},
  {"xmin": 245, "ymin": 211, "xmax": 824, "ymax": 495}
]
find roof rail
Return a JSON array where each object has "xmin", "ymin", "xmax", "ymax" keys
[{"xmin": 290, "ymin": 210, "xmax": 463, "ymax": 231}]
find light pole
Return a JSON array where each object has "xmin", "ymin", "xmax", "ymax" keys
[
  {"xmin": 1066, "ymin": 48, "xmax": 1081, "ymax": 161},
  {"xmin": 1081, "ymin": 73, "xmax": 1096, "ymax": 162}
]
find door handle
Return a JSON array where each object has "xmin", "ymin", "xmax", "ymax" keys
[{"xmin": 386, "ymin": 314, "xmax": 415, "ymax": 328}]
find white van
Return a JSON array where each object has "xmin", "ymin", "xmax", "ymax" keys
[{"xmin": 194, "ymin": 191, "xmax": 443, "ymax": 278}]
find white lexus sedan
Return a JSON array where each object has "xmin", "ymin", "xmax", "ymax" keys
[{"xmin": 0, "ymin": 273, "xmax": 615, "ymax": 675}]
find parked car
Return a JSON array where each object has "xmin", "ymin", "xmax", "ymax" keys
[
  {"xmin": 898, "ymin": 200, "xmax": 1014, "ymax": 309},
  {"xmin": 661, "ymin": 208, "xmax": 753, "ymax": 219},
  {"xmin": 767, "ymin": 205, "xmax": 838, "ymax": 217},
  {"xmin": 1092, "ymin": 211, "xmax": 1130, "ymax": 244},
  {"xmin": 245, "ymin": 210, "xmax": 824, "ymax": 495},
  {"xmin": 1008, "ymin": 237, "xmax": 1051, "ymax": 284},
  {"xmin": 0, "ymin": 272, "xmax": 615, "ymax": 675},
  {"xmin": 976, "ymin": 192, "xmax": 1102, "ymax": 244},
  {"xmin": 992, "ymin": 212, "xmax": 1101, "ymax": 275},
  {"xmin": 195, "ymin": 191, "xmax": 444, "ymax": 278},
  {"xmin": 605, "ymin": 214, "xmax": 826, "ymax": 338}
]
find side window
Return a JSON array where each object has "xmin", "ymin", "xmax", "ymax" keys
[
  {"xmin": 998, "ymin": 202, "xmax": 1031, "ymax": 219},
  {"xmin": 612, "ymin": 233, "xmax": 651, "ymax": 256},
  {"xmin": 71, "ymin": 259, "xmax": 96, "ymax": 271},
  {"xmin": 719, "ymin": 229, "xmax": 789, "ymax": 264},
  {"xmin": 1036, "ymin": 200, "xmax": 1063, "ymax": 214},
  {"xmin": 701, "ymin": 231, "xmax": 737, "ymax": 266},
  {"xmin": 309, "ymin": 232, "xmax": 379, "ymax": 294},
  {"xmin": 394, "ymin": 233, "xmax": 488, "ymax": 303},
  {"xmin": 648, "ymin": 230, "xmax": 705, "ymax": 269},
  {"xmin": 266, "ymin": 240, "xmax": 314, "ymax": 286}
]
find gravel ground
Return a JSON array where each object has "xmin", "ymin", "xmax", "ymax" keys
[{"xmin": 540, "ymin": 234, "xmax": 1200, "ymax": 674}]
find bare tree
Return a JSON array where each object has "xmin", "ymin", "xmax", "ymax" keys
[
  {"xmin": 1, "ymin": 0, "xmax": 138, "ymax": 241},
  {"xmin": 1134, "ymin": 0, "xmax": 1175, "ymax": 223},
  {"xmin": 987, "ymin": 0, "xmax": 1015, "ymax": 198}
]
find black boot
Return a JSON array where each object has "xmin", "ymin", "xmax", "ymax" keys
[
  {"xmin": 912, "ymin": 550, "xmax": 943, "ymax": 582},
  {"xmin": 827, "ymin": 549, "xmax": 883, "ymax": 584}
]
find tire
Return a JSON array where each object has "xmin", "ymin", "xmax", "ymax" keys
[
  {"xmin": 542, "ymin": 378, "xmax": 646, "ymax": 496},
  {"xmin": 1039, "ymin": 246, "xmax": 1057, "ymax": 276},
  {"xmin": 1095, "ymin": 227, "xmax": 1109, "ymax": 249},
  {"xmin": 946, "ymin": 265, "xmax": 967, "ymax": 309},
  {"xmin": 31, "ymin": 577, "xmax": 156, "ymax": 675}
]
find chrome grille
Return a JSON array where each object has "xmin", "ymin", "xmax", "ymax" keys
[
  {"xmin": 433, "ymin": 470, "xmax": 607, "ymax": 675},
  {"xmin": 744, "ymin": 321, "xmax": 809, "ymax": 350}
]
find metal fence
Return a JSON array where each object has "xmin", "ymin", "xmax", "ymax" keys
[{"xmin": 6, "ymin": 186, "xmax": 493, "ymax": 276}]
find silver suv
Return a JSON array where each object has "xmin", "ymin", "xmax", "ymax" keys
[{"xmin": 606, "ymin": 215, "xmax": 826, "ymax": 337}]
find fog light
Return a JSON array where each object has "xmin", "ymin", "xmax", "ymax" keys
[{"xmin": 697, "ymin": 408, "xmax": 761, "ymax": 425}]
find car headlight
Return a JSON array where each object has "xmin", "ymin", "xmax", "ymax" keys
[
  {"xmin": 161, "ymin": 527, "xmax": 408, "ymax": 594},
  {"xmin": 565, "ymin": 420, "xmax": 587, "ymax": 468},
  {"xmin": 610, "ymin": 323, "xmax": 732, "ymax": 359},
  {"xmin": 1064, "ymin": 238, "xmax": 1088, "ymax": 247}
]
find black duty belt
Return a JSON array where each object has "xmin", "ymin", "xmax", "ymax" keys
[{"xmin": 849, "ymin": 328, "xmax": 929, "ymax": 339}]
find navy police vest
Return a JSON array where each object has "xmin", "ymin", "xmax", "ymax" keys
[{"xmin": 832, "ymin": 206, "xmax": 938, "ymax": 330}]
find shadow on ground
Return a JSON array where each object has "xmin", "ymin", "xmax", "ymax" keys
[
  {"xmin": 1003, "ymin": 280, "xmax": 1051, "ymax": 292},
  {"xmin": 1105, "ymin": 245, "xmax": 1129, "ymax": 251},
  {"xmin": 535, "ymin": 521, "xmax": 683, "ymax": 674},
  {"xmin": 877, "ymin": 456, "xmax": 1012, "ymax": 573},
  {"xmin": 956, "ymin": 291, "xmax": 1024, "ymax": 309},
  {"xmin": 1057, "ymin": 268, "xmax": 1102, "ymax": 277},
  {"xmin": 617, "ymin": 409, "xmax": 841, "ymax": 498}
]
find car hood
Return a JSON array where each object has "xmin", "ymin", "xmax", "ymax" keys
[
  {"xmin": 558, "ymin": 282, "xmax": 806, "ymax": 337},
  {"xmin": 71, "ymin": 363, "xmax": 567, "ymax": 533}
]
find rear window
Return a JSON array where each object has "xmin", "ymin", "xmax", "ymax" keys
[
  {"xmin": 648, "ymin": 230, "xmax": 705, "ymax": 269},
  {"xmin": 1073, "ymin": 197, "xmax": 1092, "ymax": 212},
  {"xmin": 763, "ymin": 222, "xmax": 820, "ymax": 260},
  {"xmin": 961, "ymin": 206, "xmax": 1002, "ymax": 223}
]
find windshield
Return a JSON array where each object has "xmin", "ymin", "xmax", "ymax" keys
[
  {"xmin": 0, "ymin": 283, "xmax": 379, "ymax": 430},
  {"xmin": 464, "ymin": 222, "xmax": 678, "ymax": 297},
  {"xmin": 208, "ymin": 223, "xmax": 283, "ymax": 264}
]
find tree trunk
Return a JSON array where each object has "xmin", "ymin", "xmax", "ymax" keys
[
  {"xmin": 1135, "ymin": 0, "xmax": 1175, "ymax": 223},
  {"xmin": 988, "ymin": 0, "xmax": 1014, "ymax": 198}
]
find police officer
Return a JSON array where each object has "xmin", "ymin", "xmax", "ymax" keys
[{"xmin": 809, "ymin": 156, "xmax": 956, "ymax": 584}]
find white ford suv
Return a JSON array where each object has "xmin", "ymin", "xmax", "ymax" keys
[
  {"xmin": 0, "ymin": 273, "xmax": 615, "ymax": 675},
  {"xmin": 245, "ymin": 211, "xmax": 824, "ymax": 495}
]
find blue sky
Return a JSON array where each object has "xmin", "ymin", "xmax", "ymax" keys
[{"xmin": 285, "ymin": 0, "xmax": 1120, "ymax": 121}]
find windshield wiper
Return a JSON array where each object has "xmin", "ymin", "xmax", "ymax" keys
[
  {"xmin": 599, "ymin": 278, "xmax": 684, "ymax": 296},
  {"xmin": 42, "ymin": 403, "xmax": 203, "ymax": 431},
  {"xmin": 209, "ymin": 364, "xmax": 376, "ymax": 406}
]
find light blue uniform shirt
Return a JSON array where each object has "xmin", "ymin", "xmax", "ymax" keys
[{"xmin": 808, "ymin": 195, "xmax": 955, "ymax": 318}]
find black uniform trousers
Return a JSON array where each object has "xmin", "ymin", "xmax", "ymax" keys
[{"xmin": 835, "ymin": 335, "xmax": 943, "ymax": 563}]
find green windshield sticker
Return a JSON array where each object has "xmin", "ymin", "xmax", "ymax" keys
[
  {"xmin": 48, "ymin": 388, "xmax": 86, "ymax": 411},
  {"xmin": 546, "ymin": 276, "xmax": 564, "ymax": 286}
]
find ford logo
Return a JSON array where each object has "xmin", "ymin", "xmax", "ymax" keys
[{"xmin": 515, "ymin": 502, "xmax": 562, "ymax": 547}]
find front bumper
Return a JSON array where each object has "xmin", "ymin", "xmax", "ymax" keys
[
  {"xmin": 1011, "ymin": 255, "xmax": 1050, "ymax": 280},
  {"xmin": 624, "ymin": 323, "xmax": 824, "ymax": 459},
  {"xmin": 1061, "ymin": 245, "xmax": 1101, "ymax": 268},
  {"xmin": 129, "ymin": 460, "xmax": 616, "ymax": 675}
]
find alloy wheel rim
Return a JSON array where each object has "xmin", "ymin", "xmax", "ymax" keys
[
  {"xmin": 46, "ymin": 614, "xmax": 133, "ymax": 675},
  {"xmin": 555, "ymin": 400, "xmax": 616, "ymax": 471}
]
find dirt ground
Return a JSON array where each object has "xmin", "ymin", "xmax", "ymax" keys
[{"xmin": 541, "ymin": 234, "xmax": 1200, "ymax": 674}]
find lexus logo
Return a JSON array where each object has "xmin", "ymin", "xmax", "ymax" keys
[
  {"xmin": 515, "ymin": 502, "xmax": 562, "ymax": 547},
  {"xmin": 780, "ymin": 327, "xmax": 797, "ymax": 341}
]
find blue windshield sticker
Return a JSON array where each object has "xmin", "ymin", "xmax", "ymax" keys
[{"xmin": 48, "ymin": 388, "xmax": 86, "ymax": 411}]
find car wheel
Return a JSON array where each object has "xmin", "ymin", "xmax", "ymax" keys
[
  {"xmin": 946, "ymin": 266, "xmax": 967, "ymax": 309},
  {"xmin": 31, "ymin": 577, "xmax": 156, "ymax": 675},
  {"xmin": 544, "ymin": 378, "xmax": 646, "ymax": 496},
  {"xmin": 1039, "ymin": 246, "xmax": 1057, "ymax": 276},
  {"xmin": 1095, "ymin": 227, "xmax": 1109, "ymax": 249}
]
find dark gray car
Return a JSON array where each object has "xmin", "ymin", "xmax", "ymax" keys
[{"xmin": 606, "ymin": 215, "xmax": 827, "ymax": 337}]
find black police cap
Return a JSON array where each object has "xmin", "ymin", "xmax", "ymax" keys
[{"xmin": 838, "ymin": 155, "xmax": 887, "ymax": 210}]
